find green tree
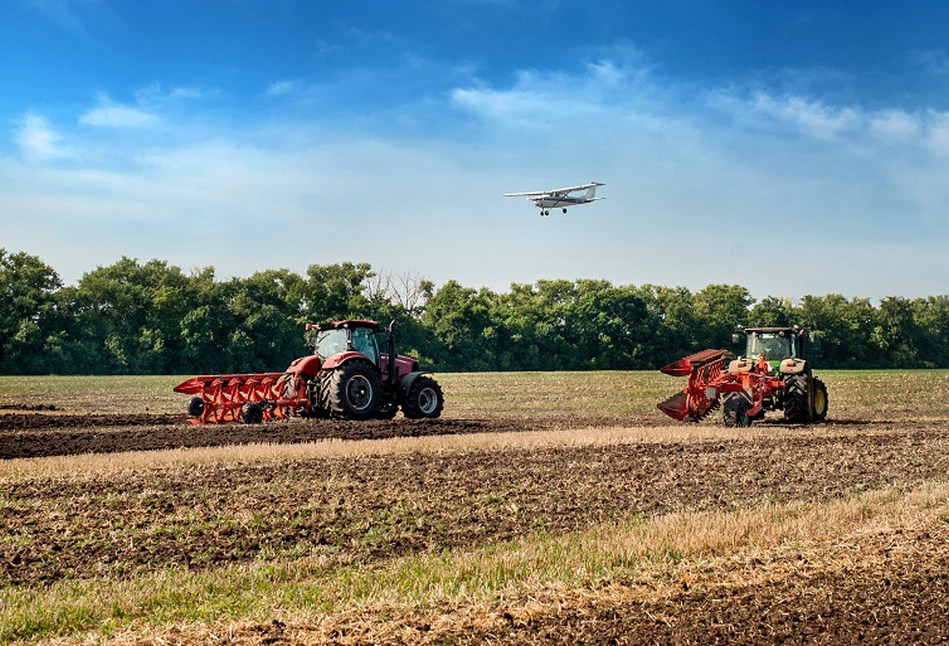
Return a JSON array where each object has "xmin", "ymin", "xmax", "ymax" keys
[{"xmin": 0, "ymin": 250, "xmax": 63, "ymax": 374}]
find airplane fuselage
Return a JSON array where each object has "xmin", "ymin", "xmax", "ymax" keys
[{"xmin": 532, "ymin": 196, "xmax": 595, "ymax": 209}]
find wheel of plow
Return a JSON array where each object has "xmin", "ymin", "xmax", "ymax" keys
[
  {"xmin": 723, "ymin": 391, "xmax": 752, "ymax": 427},
  {"xmin": 187, "ymin": 396, "xmax": 205, "ymax": 418},
  {"xmin": 402, "ymin": 376, "xmax": 444, "ymax": 419},
  {"xmin": 811, "ymin": 377, "xmax": 829, "ymax": 421},
  {"xmin": 783, "ymin": 374, "xmax": 811, "ymax": 423},
  {"xmin": 240, "ymin": 402, "xmax": 264, "ymax": 424},
  {"xmin": 325, "ymin": 362, "xmax": 381, "ymax": 420}
]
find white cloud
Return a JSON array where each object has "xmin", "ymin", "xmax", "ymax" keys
[
  {"xmin": 14, "ymin": 113, "xmax": 66, "ymax": 158},
  {"xmin": 749, "ymin": 92, "xmax": 860, "ymax": 138},
  {"xmin": 870, "ymin": 109, "xmax": 920, "ymax": 140},
  {"xmin": 79, "ymin": 93, "xmax": 160, "ymax": 128},
  {"xmin": 265, "ymin": 79, "xmax": 302, "ymax": 96},
  {"xmin": 135, "ymin": 83, "xmax": 205, "ymax": 104}
]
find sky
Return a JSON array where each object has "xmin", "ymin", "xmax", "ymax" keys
[{"xmin": 2, "ymin": 0, "xmax": 949, "ymax": 301}]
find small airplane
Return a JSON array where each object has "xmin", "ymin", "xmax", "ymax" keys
[{"xmin": 503, "ymin": 182, "xmax": 605, "ymax": 216}]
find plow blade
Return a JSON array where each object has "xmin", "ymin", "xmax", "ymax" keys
[
  {"xmin": 657, "ymin": 349, "xmax": 728, "ymax": 422},
  {"xmin": 173, "ymin": 372, "xmax": 307, "ymax": 424}
]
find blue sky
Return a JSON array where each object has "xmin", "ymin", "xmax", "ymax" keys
[{"xmin": 3, "ymin": 0, "xmax": 949, "ymax": 300}]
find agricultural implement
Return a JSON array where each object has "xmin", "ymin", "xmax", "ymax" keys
[
  {"xmin": 657, "ymin": 326, "xmax": 828, "ymax": 427},
  {"xmin": 174, "ymin": 319, "xmax": 444, "ymax": 424}
]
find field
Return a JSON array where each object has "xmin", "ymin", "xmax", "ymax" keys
[{"xmin": 2, "ymin": 370, "xmax": 949, "ymax": 644}]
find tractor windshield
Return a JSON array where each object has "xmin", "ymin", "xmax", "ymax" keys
[
  {"xmin": 314, "ymin": 329, "xmax": 348, "ymax": 359},
  {"xmin": 351, "ymin": 326, "xmax": 379, "ymax": 365},
  {"xmin": 746, "ymin": 331, "xmax": 795, "ymax": 360}
]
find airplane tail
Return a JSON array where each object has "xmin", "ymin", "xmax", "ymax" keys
[{"xmin": 584, "ymin": 185, "xmax": 599, "ymax": 200}]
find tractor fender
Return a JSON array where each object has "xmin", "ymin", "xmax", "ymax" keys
[
  {"xmin": 727, "ymin": 357, "xmax": 753, "ymax": 374},
  {"xmin": 780, "ymin": 358, "xmax": 808, "ymax": 375},
  {"xmin": 286, "ymin": 355, "xmax": 322, "ymax": 378},
  {"xmin": 321, "ymin": 351, "xmax": 373, "ymax": 371},
  {"xmin": 398, "ymin": 371, "xmax": 432, "ymax": 399}
]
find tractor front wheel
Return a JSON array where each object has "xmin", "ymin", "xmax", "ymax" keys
[
  {"xmin": 811, "ymin": 377, "xmax": 829, "ymax": 421},
  {"xmin": 402, "ymin": 376, "xmax": 444, "ymax": 419},
  {"xmin": 325, "ymin": 362, "xmax": 381, "ymax": 420}
]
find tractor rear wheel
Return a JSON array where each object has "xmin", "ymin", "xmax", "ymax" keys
[
  {"xmin": 783, "ymin": 374, "xmax": 810, "ymax": 423},
  {"xmin": 811, "ymin": 377, "xmax": 829, "ymax": 421},
  {"xmin": 402, "ymin": 376, "xmax": 444, "ymax": 419},
  {"xmin": 325, "ymin": 362, "xmax": 381, "ymax": 420}
]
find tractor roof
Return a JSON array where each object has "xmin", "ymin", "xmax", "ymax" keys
[
  {"xmin": 744, "ymin": 326, "xmax": 799, "ymax": 334},
  {"xmin": 311, "ymin": 319, "xmax": 380, "ymax": 331}
]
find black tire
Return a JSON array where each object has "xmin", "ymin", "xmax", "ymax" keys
[
  {"xmin": 783, "ymin": 373, "xmax": 810, "ymax": 423},
  {"xmin": 402, "ymin": 376, "xmax": 444, "ymax": 419},
  {"xmin": 187, "ymin": 396, "xmax": 205, "ymax": 418},
  {"xmin": 325, "ymin": 361, "xmax": 381, "ymax": 420},
  {"xmin": 811, "ymin": 377, "xmax": 829, "ymax": 421},
  {"xmin": 723, "ymin": 390, "xmax": 752, "ymax": 427},
  {"xmin": 240, "ymin": 402, "xmax": 264, "ymax": 424}
]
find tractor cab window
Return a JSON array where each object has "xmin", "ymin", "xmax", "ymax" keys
[
  {"xmin": 314, "ymin": 328, "xmax": 348, "ymax": 359},
  {"xmin": 747, "ymin": 332, "xmax": 795, "ymax": 360},
  {"xmin": 351, "ymin": 327, "xmax": 379, "ymax": 364}
]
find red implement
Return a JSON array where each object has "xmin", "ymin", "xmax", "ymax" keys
[
  {"xmin": 173, "ymin": 372, "xmax": 309, "ymax": 424},
  {"xmin": 657, "ymin": 349, "xmax": 728, "ymax": 421}
]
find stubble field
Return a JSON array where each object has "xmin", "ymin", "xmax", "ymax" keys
[{"xmin": 1, "ymin": 369, "xmax": 949, "ymax": 644}]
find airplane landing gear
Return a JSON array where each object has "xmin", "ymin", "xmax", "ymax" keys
[
  {"xmin": 562, "ymin": 208, "xmax": 567, "ymax": 213},
  {"xmin": 542, "ymin": 210, "xmax": 550, "ymax": 216}
]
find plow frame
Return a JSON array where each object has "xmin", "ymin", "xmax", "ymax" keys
[
  {"xmin": 173, "ymin": 372, "xmax": 310, "ymax": 424},
  {"xmin": 658, "ymin": 350, "xmax": 786, "ymax": 423}
]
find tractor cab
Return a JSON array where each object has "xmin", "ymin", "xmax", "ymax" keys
[
  {"xmin": 312, "ymin": 321, "xmax": 380, "ymax": 364},
  {"xmin": 744, "ymin": 327, "xmax": 802, "ymax": 363}
]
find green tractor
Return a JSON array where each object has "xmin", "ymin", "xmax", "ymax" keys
[{"xmin": 727, "ymin": 326, "xmax": 829, "ymax": 424}]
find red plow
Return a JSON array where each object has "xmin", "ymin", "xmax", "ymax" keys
[
  {"xmin": 657, "ymin": 327, "xmax": 829, "ymax": 427},
  {"xmin": 173, "ymin": 372, "xmax": 306, "ymax": 424},
  {"xmin": 657, "ymin": 350, "xmax": 783, "ymax": 426}
]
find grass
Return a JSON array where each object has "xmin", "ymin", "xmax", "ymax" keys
[{"xmin": 2, "ymin": 368, "xmax": 948, "ymax": 420}]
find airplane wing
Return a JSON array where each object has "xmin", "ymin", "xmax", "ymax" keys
[
  {"xmin": 546, "ymin": 182, "xmax": 605, "ymax": 194},
  {"xmin": 503, "ymin": 190, "xmax": 550, "ymax": 197}
]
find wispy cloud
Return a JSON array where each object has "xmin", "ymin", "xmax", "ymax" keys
[
  {"xmin": 79, "ymin": 92, "xmax": 160, "ymax": 128},
  {"xmin": 14, "ymin": 113, "xmax": 67, "ymax": 158},
  {"xmin": 265, "ymin": 79, "xmax": 302, "ymax": 97},
  {"xmin": 911, "ymin": 48, "xmax": 949, "ymax": 75}
]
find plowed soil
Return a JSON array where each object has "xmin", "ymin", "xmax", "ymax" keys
[
  {"xmin": 4, "ymin": 373, "xmax": 949, "ymax": 644},
  {"xmin": 0, "ymin": 413, "xmax": 576, "ymax": 459}
]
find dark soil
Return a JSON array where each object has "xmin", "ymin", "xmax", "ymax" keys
[
  {"xmin": 0, "ymin": 414, "xmax": 552, "ymax": 459},
  {"xmin": 3, "ymin": 424, "xmax": 948, "ymax": 587}
]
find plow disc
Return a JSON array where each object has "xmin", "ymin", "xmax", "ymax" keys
[
  {"xmin": 657, "ymin": 349, "xmax": 728, "ymax": 421},
  {"xmin": 173, "ymin": 372, "xmax": 309, "ymax": 424}
]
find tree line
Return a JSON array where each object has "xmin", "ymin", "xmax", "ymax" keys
[{"xmin": 1, "ymin": 248, "xmax": 947, "ymax": 375}]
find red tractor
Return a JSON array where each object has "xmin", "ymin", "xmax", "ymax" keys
[
  {"xmin": 657, "ymin": 326, "xmax": 828, "ymax": 427},
  {"xmin": 174, "ymin": 320, "xmax": 444, "ymax": 423}
]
